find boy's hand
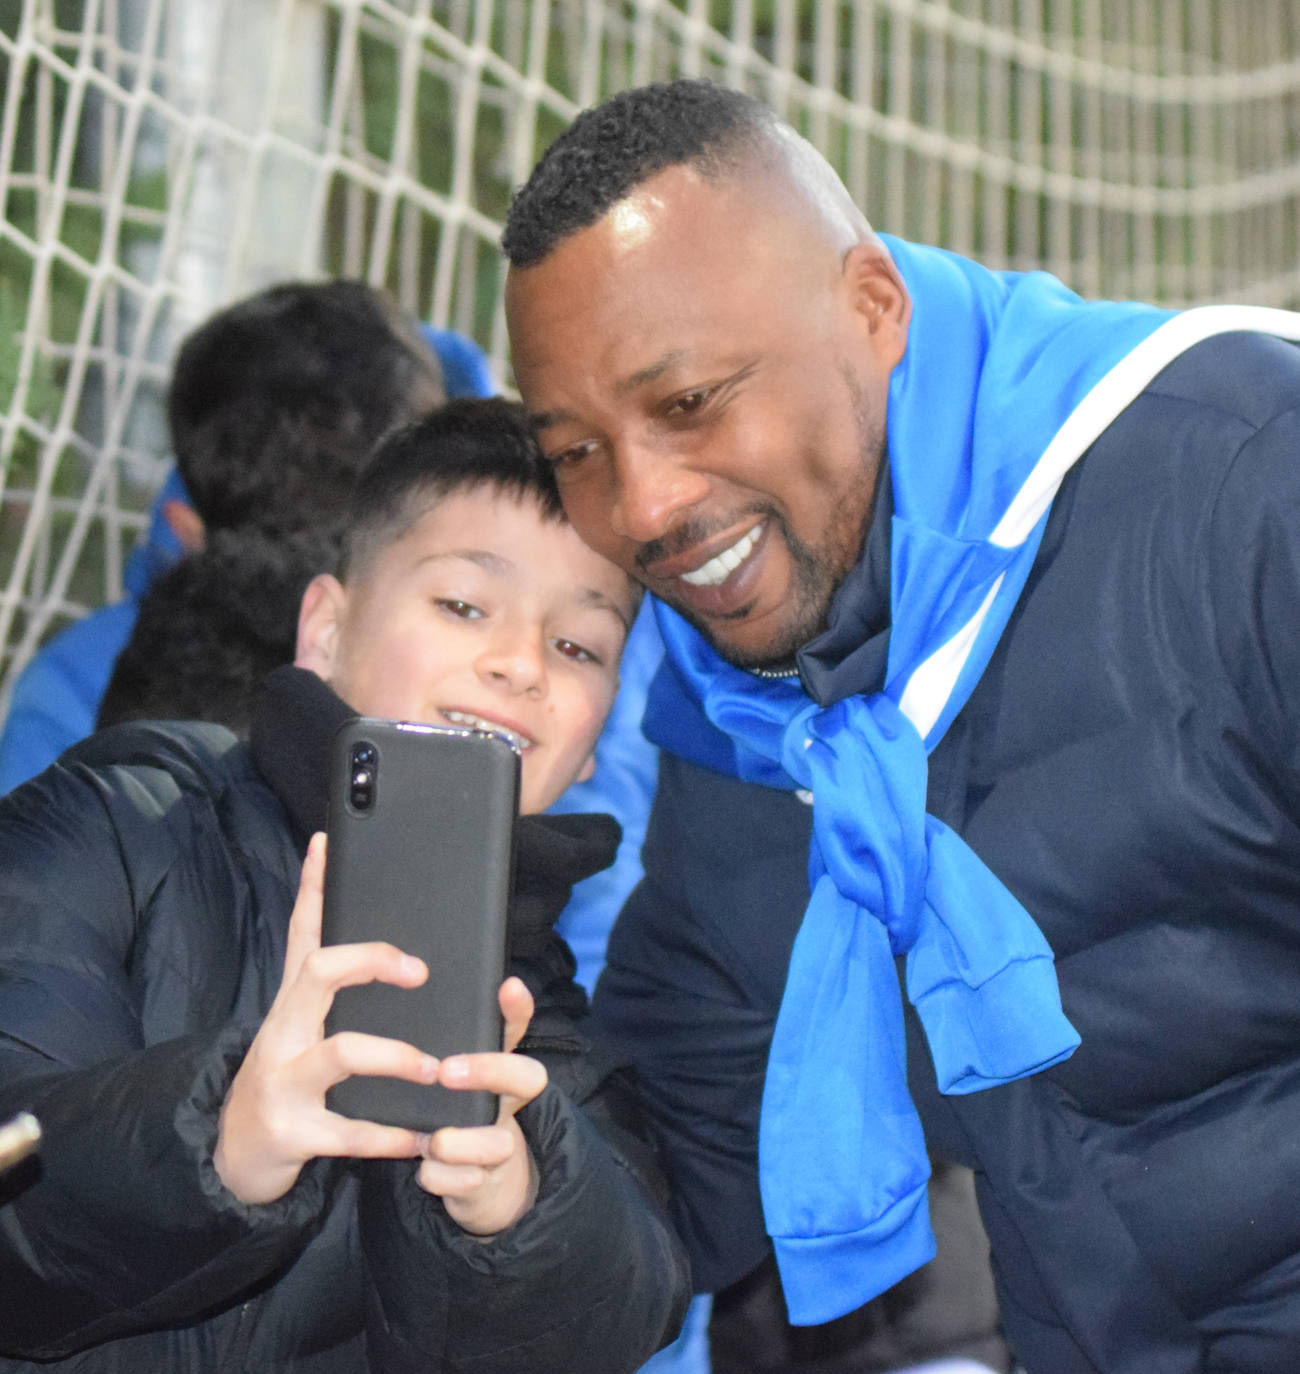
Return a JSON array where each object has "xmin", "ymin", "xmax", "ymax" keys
[
  {"xmin": 415, "ymin": 977, "xmax": 547, "ymax": 1237},
  {"xmin": 215, "ymin": 833, "xmax": 438, "ymax": 1205}
]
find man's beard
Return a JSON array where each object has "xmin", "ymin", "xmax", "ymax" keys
[
  {"xmin": 662, "ymin": 366, "xmax": 884, "ymax": 673},
  {"xmin": 661, "ymin": 509, "xmax": 837, "ymax": 672}
]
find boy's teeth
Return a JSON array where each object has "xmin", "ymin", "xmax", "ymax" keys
[
  {"xmin": 680, "ymin": 523, "xmax": 761, "ymax": 587},
  {"xmin": 442, "ymin": 711, "xmax": 530, "ymax": 750}
]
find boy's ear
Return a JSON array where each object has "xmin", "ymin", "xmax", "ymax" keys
[
  {"xmin": 295, "ymin": 573, "xmax": 349, "ymax": 682},
  {"xmin": 161, "ymin": 499, "xmax": 205, "ymax": 553}
]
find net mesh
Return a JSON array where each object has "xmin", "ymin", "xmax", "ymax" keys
[{"xmin": 2, "ymin": 0, "xmax": 1299, "ymax": 709}]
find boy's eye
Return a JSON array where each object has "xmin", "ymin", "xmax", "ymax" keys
[
  {"xmin": 436, "ymin": 598, "xmax": 483, "ymax": 620},
  {"xmin": 552, "ymin": 637, "xmax": 599, "ymax": 664}
]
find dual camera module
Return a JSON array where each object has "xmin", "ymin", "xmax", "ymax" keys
[{"xmin": 349, "ymin": 741, "xmax": 378, "ymax": 812}]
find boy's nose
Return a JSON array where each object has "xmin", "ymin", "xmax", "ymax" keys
[{"xmin": 476, "ymin": 627, "xmax": 547, "ymax": 696}]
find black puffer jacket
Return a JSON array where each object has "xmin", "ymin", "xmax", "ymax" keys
[
  {"xmin": 596, "ymin": 332, "xmax": 1300, "ymax": 1373},
  {"xmin": 0, "ymin": 667, "xmax": 689, "ymax": 1371}
]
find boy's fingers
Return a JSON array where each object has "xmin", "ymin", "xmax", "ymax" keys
[
  {"xmin": 416, "ymin": 1157, "xmax": 489, "ymax": 1199},
  {"xmin": 282, "ymin": 832, "xmax": 327, "ymax": 988},
  {"xmin": 318, "ymin": 1116, "xmax": 427, "ymax": 1162},
  {"xmin": 439, "ymin": 1050, "xmax": 547, "ymax": 1110},
  {"xmin": 498, "ymin": 977, "xmax": 534, "ymax": 1054},
  {"xmin": 303, "ymin": 941, "xmax": 427, "ymax": 992},
  {"xmin": 425, "ymin": 1124, "xmax": 516, "ymax": 1169},
  {"xmin": 278, "ymin": 941, "xmax": 427, "ymax": 1032},
  {"xmin": 312, "ymin": 1029, "xmax": 439, "ymax": 1095}
]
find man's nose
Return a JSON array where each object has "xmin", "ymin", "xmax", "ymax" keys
[{"xmin": 609, "ymin": 438, "xmax": 710, "ymax": 545}]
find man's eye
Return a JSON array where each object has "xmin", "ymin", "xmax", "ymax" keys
[
  {"xmin": 436, "ymin": 599, "xmax": 483, "ymax": 620},
  {"xmin": 665, "ymin": 387, "xmax": 712, "ymax": 417},
  {"xmin": 547, "ymin": 441, "xmax": 596, "ymax": 468},
  {"xmin": 553, "ymin": 638, "xmax": 598, "ymax": 664}
]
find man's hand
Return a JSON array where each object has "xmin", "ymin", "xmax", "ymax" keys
[
  {"xmin": 415, "ymin": 977, "xmax": 547, "ymax": 1237},
  {"xmin": 215, "ymin": 833, "xmax": 438, "ymax": 1205}
]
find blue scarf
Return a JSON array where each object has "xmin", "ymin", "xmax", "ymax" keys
[{"xmin": 641, "ymin": 239, "xmax": 1281, "ymax": 1324}]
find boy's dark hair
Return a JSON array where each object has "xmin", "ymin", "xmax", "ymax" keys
[
  {"xmin": 339, "ymin": 396, "xmax": 568, "ymax": 581},
  {"xmin": 168, "ymin": 279, "xmax": 445, "ymax": 538},
  {"xmin": 502, "ymin": 79, "xmax": 776, "ymax": 268}
]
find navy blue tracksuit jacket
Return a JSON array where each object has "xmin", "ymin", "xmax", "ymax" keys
[{"xmin": 595, "ymin": 331, "xmax": 1300, "ymax": 1374}]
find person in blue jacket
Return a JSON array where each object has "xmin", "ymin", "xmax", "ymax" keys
[
  {"xmin": 0, "ymin": 299, "xmax": 487, "ymax": 794},
  {"xmin": 0, "ymin": 468, "xmax": 193, "ymax": 794},
  {"xmin": 502, "ymin": 78, "xmax": 1300, "ymax": 1373}
]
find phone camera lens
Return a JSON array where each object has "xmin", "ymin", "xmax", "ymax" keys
[{"xmin": 349, "ymin": 741, "xmax": 377, "ymax": 811}]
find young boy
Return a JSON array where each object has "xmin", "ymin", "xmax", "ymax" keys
[{"xmin": 0, "ymin": 398, "xmax": 688, "ymax": 1372}]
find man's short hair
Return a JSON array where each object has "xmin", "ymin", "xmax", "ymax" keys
[
  {"xmin": 502, "ymin": 79, "xmax": 776, "ymax": 268},
  {"xmin": 339, "ymin": 396, "xmax": 570, "ymax": 581},
  {"xmin": 168, "ymin": 279, "xmax": 445, "ymax": 539}
]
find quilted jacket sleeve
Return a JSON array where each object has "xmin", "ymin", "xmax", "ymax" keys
[
  {"xmin": 360, "ymin": 1082, "xmax": 690, "ymax": 1374},
  {"xmin": 358, "ymin": 930, "xmax": 692, "ymax": 1374},
  {"xmin": 0, "ymin": 759, "xmax": 333, "ymax": 1359}
]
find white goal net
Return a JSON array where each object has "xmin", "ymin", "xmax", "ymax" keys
[{"xmin": 2, "ymin": 0, "xmax": 1299, "ymax": 714}]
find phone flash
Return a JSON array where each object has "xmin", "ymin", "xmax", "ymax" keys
[{"xmin": 0, "ymin": 1112, "xmax": 41, "ymax": 1174}]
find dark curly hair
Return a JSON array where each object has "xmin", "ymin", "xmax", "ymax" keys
[
  {"xmin": 501, "ymin": 79, "xmax": 776, "ymax": 267},
  {"xmin": 96, "ymin": 526, "xmax": 330, "ymax": 736},
  {"xmin": 167, "ymin": 279, "xmax": 445, "ymax": 540}
]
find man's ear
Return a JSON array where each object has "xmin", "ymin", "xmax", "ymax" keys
[
  {"xmin": 576, "ymin": 752, "xmax": 597, "ymax": 785},
  {"xmin": 843, "ymin": 240, "xmax": 911, "ymax": 370},
  {"xmin": 295, "ymin": 573, "xmax": 348, "ymax": 682}
]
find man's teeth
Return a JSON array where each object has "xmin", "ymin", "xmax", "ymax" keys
[
  {"xmin": 441, "ymin": 711, "xmax": 532, "ymax": 751},
  {"xmin": 680, "ymin": 524, "xmax": 762, "ymax": 587}
]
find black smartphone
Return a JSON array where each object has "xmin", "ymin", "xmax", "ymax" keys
[{"xmin": 321, "ymin": 717, "xmax": 520, "ymax": 1131}]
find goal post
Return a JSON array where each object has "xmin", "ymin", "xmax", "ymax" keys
[{"xmin": 2, "ymin": 0, "xmax": 1299, "ymax": 713}]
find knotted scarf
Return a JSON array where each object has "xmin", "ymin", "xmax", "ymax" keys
[{"xmin": 644, "ymin": 236, "xmax": 1300, "ymax": 1324}]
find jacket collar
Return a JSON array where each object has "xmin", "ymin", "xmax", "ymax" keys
[
  {"xmin": 248, "ymin": 665, "xmax": 352, "ymax": 843},
  {"xmin": 247, "ymin": 665, "xmax": 620, "ymax": 945},
  {"xmin": 794, "ymin": 465, "xmax": 894, "ymax": 708}
]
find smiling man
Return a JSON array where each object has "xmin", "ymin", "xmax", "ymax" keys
[
  {"xmin": 505, "ymin": 127, "xmax": 902, "ymax": 673},
  {"xmin": 503, "ymin": 79, "xmax": 1300, "ymax": 1374}
]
